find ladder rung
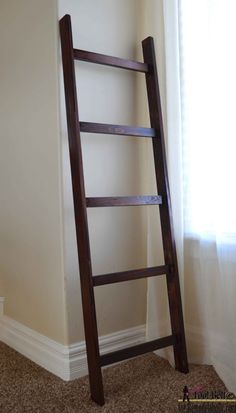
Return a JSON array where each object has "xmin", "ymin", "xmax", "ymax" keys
[
  {"xmin": 86, "ymin": 196, "xmax": 162, "ymax": 208},
  {"xmin": 93, "ymin": 265, "xmax": 168, "ymax": 286},
  {"xmin": 100, "ymin": 335, "xmax": 176, "ymax": 366},
  {"xmin": 73, "ymin": 48, "xmax": 149, "ymax": 73},
  {"xmin": 80, "ymin": 122, "xmax": 156, "ymax": 138}
]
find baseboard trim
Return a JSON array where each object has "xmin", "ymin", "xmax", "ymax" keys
[
  {"xmin": 0, "ymin": 297, "xmax": 4, "ymax": 317},
  {"xmin": 0, "ymin": 297, "xmax": 5, "ymax": 338},
  {"xmin": 0, "ymin": 307, "xmax": 145, "ymax": 381}
]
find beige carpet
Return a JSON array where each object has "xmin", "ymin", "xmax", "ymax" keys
[{"xmin": 0, "ymin": 341, "xmax": 229, "ymax": 412}]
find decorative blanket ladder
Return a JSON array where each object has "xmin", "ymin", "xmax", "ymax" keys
[{"xmin": 60, "ymin": 14, "xmax": 188, "ymax": 406}]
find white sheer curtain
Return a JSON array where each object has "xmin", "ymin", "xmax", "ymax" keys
[
  {"xmin": 180, "ymin": 0, "xmax": 236, "ymax": 392},
  {"xmin": 143, "ymin": 0, "xmax": 236, "ymax": 393}
]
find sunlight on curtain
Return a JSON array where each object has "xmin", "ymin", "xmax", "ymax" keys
[
  {"xmin": 180, "ymin": 0, "xmax": 236, "ymax": 392},
  {"xmin": 181, "ymin": 0, "xmax": 236, "ymax": 239}
]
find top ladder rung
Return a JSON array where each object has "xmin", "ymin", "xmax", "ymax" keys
[{"xmin": 73, "ymin": 48, "xmax": 149, "ymax": 73}]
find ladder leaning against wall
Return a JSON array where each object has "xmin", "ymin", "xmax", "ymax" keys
[{"xmin": 59, "ymin": 14, "xmax": 188, "ymax": 406}]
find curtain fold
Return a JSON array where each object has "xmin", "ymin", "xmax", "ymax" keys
[{"xmin": 180, "ymin": 0, "xmax": 236, "ymax": 393}]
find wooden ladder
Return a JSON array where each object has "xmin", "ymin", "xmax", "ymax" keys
[{"xmin": 60, "ymin": 14, "xmax": 188, "ymax": 406}]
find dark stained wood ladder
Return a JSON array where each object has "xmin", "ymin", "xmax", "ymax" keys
[{"xmin": 60, "ymin": 14, "xmax": 188, "ymax": 406}]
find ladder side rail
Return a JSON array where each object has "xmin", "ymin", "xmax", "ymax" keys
[
  {"xmin": 59, "ymin": 15, "xmax": 105, "ymax": 405},
  {"xmin": 142, "ymin": 36, "xmax": 188, "ymax": 373}
]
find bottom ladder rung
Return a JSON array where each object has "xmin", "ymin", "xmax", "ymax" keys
[{"xmin": 100, "ymin": 334, "xmax": 176, "ymax": 366}]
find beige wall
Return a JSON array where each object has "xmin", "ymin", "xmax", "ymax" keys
[
  {"xmin": 0, "ymin": 0, "xmax": 68, "ymax": 344},
  {"xmin": 59, "ymin": 0, "xmax": 148, "ymax": 343},
  {"xmin": 0, "ymin": 0, "xmax": 148, "ymax": 346}
]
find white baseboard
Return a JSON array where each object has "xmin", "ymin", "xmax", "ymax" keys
[
  {"xmin": 0, "ymin": 297, "xmax": 4, "ymax": 317},
  {"xmin": 69, "ymin": 324, "xmax": 146, "ymax": 380},
  {"xmin": 0, "ymin": 297, "xmax": 5, "ymax": 338},
  {"xmin": 0, "ymin": 300, "xmax": 145, "ymax": 381}
]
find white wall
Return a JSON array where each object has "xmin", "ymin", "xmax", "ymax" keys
[
  {"xmin": 59, "ymin": 0, "xmax": 148, "ymax": 343},
  {"xmin": 0, "ymin": 0, "xmax": 68, "ymax": 344}
]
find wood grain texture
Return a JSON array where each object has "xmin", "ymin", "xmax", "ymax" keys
[
  {"xmin": 93, "ymin": 265, "xmax": 169, "ymax": 286},
  {"xmin": 142, "ymin": 36, "xmax": 188, "ymax": 374},
  {"xmin": 80, "ymin": 121, "xmax": 156, "ymax": 138},
  {"xmin": 74, "ymin": 48, "xmax": 148, "ymax": 73},
  {"xmin": 100, "ymin": 335, "xmax": 176, "ymax": 366},
  {"xmin": 86, "ymin": 196, "xmax": 162, "ymax": 208}
]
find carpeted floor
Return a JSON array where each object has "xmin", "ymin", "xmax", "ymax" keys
[{"xmin": 0, "ymin": 341, "xmax": 229, "ymax": 412}]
